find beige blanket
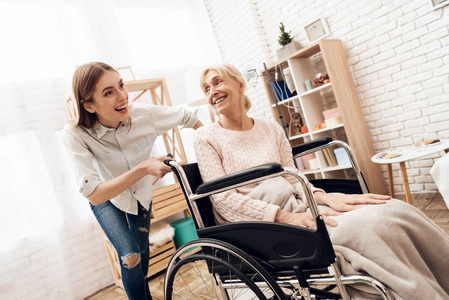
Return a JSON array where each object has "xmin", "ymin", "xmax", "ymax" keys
[{"xmin": 250, "ymin": 178, "xmax": 449, "ymax": 299}]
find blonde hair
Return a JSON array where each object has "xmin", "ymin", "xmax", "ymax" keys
[
  {"xmin": 200, "ymin": 63, "xmax": 252, "ymax": 112},
  {"xmin": 71, "ymin": 62, "xmax": 118, "ymax": 128}
]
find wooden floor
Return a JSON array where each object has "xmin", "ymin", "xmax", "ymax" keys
[{"xmin": 85, "ymin": 193, "xmax": 449, "ymax": 300}]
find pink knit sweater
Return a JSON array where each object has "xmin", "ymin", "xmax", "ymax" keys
[{"xmin": 193, "ymin": 118, "xmax": 319, "ymax": 223}]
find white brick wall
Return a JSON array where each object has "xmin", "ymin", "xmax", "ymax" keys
[{"xmin": 203, "ymin": 0, "xmax": 449, "ymax": 196}]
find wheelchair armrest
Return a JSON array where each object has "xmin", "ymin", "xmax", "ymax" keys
[
  {"xmin": 196, "ymin": 163, "xmax": 283, "ymax": 194},
  {"xmin": 292, "ymin": 137, "xmax": 333, "ymax": 156}
]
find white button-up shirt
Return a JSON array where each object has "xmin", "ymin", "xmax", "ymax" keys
[{"xmin": 62, "ymin": 102, "xmax": 198, "ymax": 215}]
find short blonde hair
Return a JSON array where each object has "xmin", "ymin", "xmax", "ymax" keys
[{"xmin": 200, "ymin": 63, "xmax": 252, "ymax": 112}]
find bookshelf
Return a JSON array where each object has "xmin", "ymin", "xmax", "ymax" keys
[{"xmin": 261, "ymin": 39, "xmax": 385, "ymax": 194}]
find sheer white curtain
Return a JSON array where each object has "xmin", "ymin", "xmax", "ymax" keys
[{"xmin": 0, "ymin": 0, "xmax": 220, "ymax": 298}]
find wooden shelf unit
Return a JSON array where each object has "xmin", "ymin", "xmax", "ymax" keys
[{"xmin": 262, "ymin": 39, "xmax": 385, "ymax": 194}]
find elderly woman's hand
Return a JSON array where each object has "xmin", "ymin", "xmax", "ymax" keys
[
  {"xmin": 275, "ymin": 209, "xmax": 340, "ymax": 229},
  {"xmin": 314, "ymin": 192, "xmax": 391, "ymax": 212}
]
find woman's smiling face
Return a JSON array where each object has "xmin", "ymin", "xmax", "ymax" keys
[
  {"xmin": 84, "ymin": 70, "xmax": 130, "ymax": 128},
  {"xmin": 202, "ymin": 70, "xmax": 244, "ymax": 117}
]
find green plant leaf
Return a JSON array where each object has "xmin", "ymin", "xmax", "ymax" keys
[{"xmin": 278, "ymin": 22, "xmax": 293, "ymax": 46}]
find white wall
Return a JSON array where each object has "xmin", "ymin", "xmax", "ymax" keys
[{"xmin": 203, "ymin": 0, "xmax": 449, "ymax": 195}]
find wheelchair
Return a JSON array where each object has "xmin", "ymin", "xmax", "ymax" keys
[{"xmin": 163, "ymin": 137, "xmax": 393, "ymax": 300}]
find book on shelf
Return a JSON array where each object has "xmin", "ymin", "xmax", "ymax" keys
[
  {"xmin": 271, "ymin": 80, "xmax": 292, "ymax": 101},
  {"xmin": 322, "ymin": 147, "xmax": 338, "ymax": 167},
  {"xmin": 271, "ymin": 85, "xmax": 282, "ymax": 104}
]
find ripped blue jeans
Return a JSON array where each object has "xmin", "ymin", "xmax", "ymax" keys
[{"xmin": 90, "ymin": 200, "xmax": 151, "ymax": 300}]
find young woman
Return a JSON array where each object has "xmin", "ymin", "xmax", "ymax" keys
[
  {"xmin": 193, "ymin": 63, "xmax": 449, "ymax": 299},
  {"xmin": 63, "ymin": 62, "xmax": 202, "ymax": 300}
]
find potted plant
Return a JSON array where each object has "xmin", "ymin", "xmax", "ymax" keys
[{"xmin": 276, "ymin": 22, "xmax": 301, "ymax": 60}]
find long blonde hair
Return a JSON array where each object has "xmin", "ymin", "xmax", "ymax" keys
[
  {"xmin": 200, "ymin": 63, "xmax": 252, "ymax": 112},
  {"xmin": 71, "ymin": 62, "xmax": 118, "ymax": 128}
]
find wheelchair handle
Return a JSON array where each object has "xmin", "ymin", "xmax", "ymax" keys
[
  {"xmin": 292, "ymin": 137, "xmax": 333, "ymax": 156},
  {"xmin": 163, "ymin": 153, "xmax": 173, "ymax": 166}
]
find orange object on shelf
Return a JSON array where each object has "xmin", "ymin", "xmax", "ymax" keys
[{"xmin": 313, "ymin": 123, "xmax": 326, "ymax": 131}]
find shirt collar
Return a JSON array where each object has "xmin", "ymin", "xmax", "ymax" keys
[
  {"xmin": 91, "ymin": 122, "xmax": 109, "ymax": 139},
  {"xmin": 90, "ymin": 118, "xmax": 131, "ymax": 139}
]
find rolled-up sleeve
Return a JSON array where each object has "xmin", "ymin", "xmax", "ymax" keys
[{"xmin": 62, "ymin": 127, "xmax": 102, "ymax": 198}]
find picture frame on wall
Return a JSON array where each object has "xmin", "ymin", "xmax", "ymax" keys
[
  {"xmin": 304, "ymin": 17, "xmax": 330, "ymax": 43},
  {"xmin": 430, "ymin": 0, "xmax": 449, "ymax": 9}
]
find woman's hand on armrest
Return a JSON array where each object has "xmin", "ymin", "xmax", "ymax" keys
[
  {"xmin": 275, "ymin": 209, "xmax": 339, "ymax": 230},
  {"xmin": 314, "ymin": 191, "xmax": 391, "ymax": 212}
]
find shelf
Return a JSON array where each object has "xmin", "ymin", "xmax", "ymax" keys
[
  {"xmin": 302, "ymin": 168, "xmax": 321, "ymax": 175},
  {"xmin": 271, "ymin": 95, "xmax": 299, "ymax": 107},
  {"xmin": 309, "ymin": 123, "xmax": 344, "ymax": 135},
  {"xmin": 299, "ymin": 82, "xmax": 332, "ymax": 97},
  {"xmin": 289, "ymin": 123, "xmax": 344, "ymax": 141},
  {"xmin": 322, "ymin": 164, "xmax": 352, "ymax": 172},
  {"xmin": 302, "ymin": 164, "xmax": 352, "ymax": 175}
]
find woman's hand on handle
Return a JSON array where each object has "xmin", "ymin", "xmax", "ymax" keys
[
  {"xmin": 87, "ymin": 155, "xmax": 175, "ymax": 206},
  {"xmin": 138, "ymin": 156, "xmax": 174, "ymax": 178}
]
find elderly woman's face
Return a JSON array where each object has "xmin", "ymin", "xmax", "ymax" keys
[{"xmin": 202, "ymin": 70, "xmax": 243, "ymax": 116}]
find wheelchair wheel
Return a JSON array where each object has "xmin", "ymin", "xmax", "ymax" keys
[{"xmin": 164, "ymin": 238, "xmax": 288, "ymax": 300}]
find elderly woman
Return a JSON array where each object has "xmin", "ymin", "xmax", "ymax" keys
[{"xmin": 193, "ymin": 63, "xmax": 449, "ymax": 300}]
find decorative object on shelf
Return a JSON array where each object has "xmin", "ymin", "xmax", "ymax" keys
[
  {"xmin": 271, "ymin": 80, "xmax": 293, "ymax": 100},
  {"xmin": 431, "ymin": 0, "xmax": 449, "ymax": 10},
  {"xmin": 334, "ymin": 148, "xmax": 351, "ymax": 165},
  {"xmin": 308, "ymin": 158, "xmax": 319, "ymax": 170},
  {"xmin": 313, "ymin": 123, "xmax": 326, "ymax": 131},
  {"xmin": 322, "ymin": 107, "xmax": 342, "ymax": 128},
  {"xmin": 295, "ymin": 157, "xmax": 305, "ymax": 171},
  {"xmin": 304, "ymin": 17, "xmax": 330, "ymax": 43},
  {"xmin": 304, "ymin": 80, "xmax": 313, "ymax": 91},
  {"xmin": 290, "ymin": 112, "xmax": 303, "ymax": 137},
  {"xmin": 276, "ymin": 22, "xmax": 301, "ymax": 60},
  {"xmin": 322, "ymin": 107, "xmax": 340, "ymax": 119},
  {"xmin": 313, "ymin": 73, "xmax": 330, "ymax": 88}
]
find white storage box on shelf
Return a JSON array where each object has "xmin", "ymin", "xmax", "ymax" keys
[{"xmin": 334, "ymin": 148, "xmax": 351, "ymax": 166}]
